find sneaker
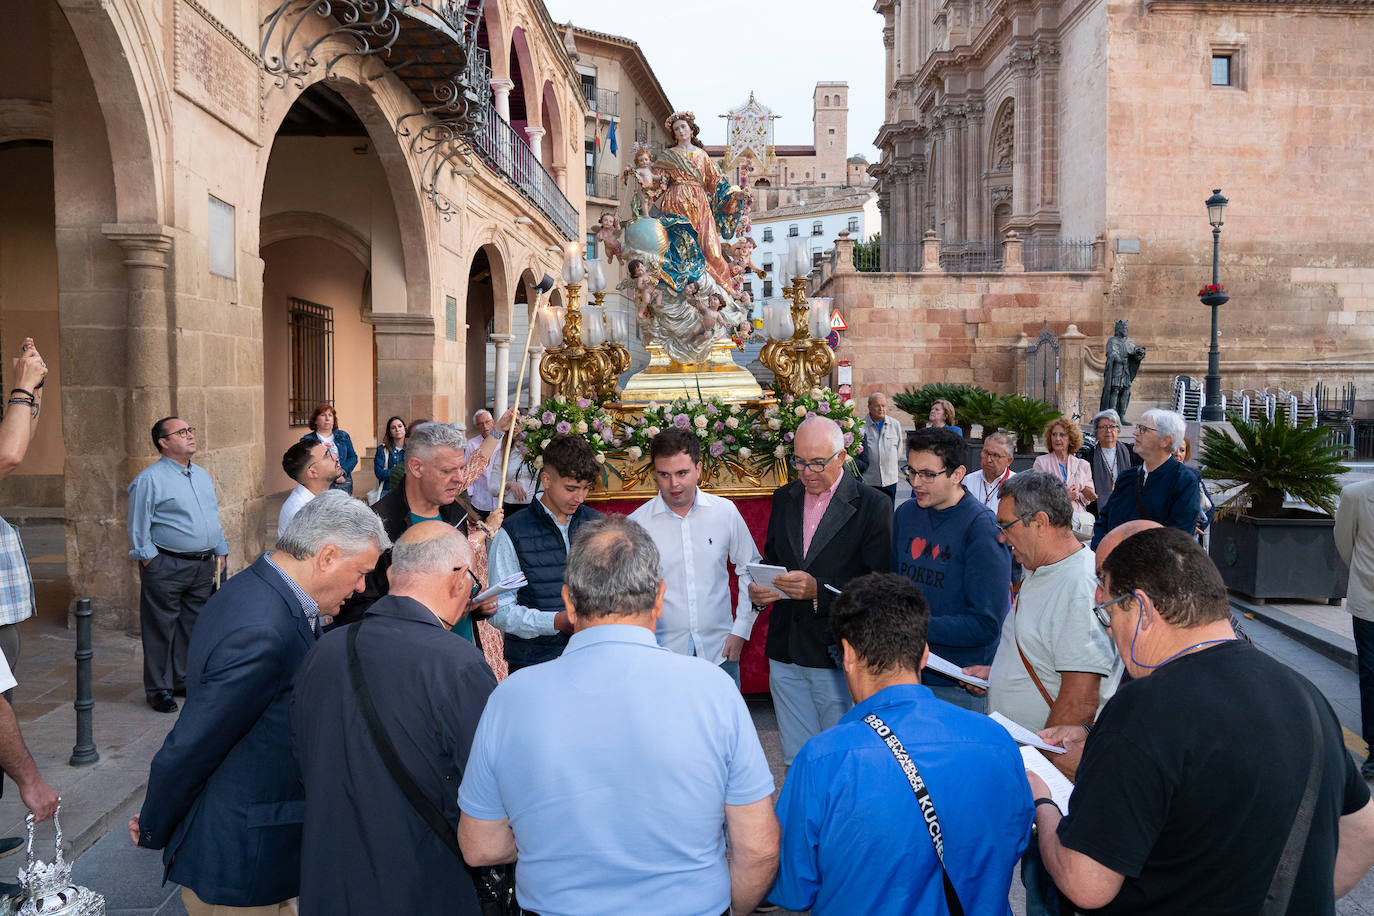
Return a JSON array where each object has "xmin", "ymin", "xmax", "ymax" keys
[{"xmin": 0, "ymin": 837, "xmax": 20, "ymax": 859}]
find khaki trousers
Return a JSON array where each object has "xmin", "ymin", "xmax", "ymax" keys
[{"xmin": 181, "ymin": 887, "xmax": 298, "ymax": 915}]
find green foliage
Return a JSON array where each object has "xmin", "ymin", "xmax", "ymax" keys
[
  {"xmin": 959, "ymin": 389, "xmax": 1005, "ymax": 430},
  {"xmin": 992, "ymin": 395, "xmax": 1061, "ymax": 453},
  {"xmin": 1200, "ymin": 412, "xmax": 1349, "ymax": 517},
  {"xmin": 892, "ymin": 383, "xmax": 975, "ymax": 421},
  {"xmin": 853, "ymin": 233, "xmax": 882, "ymax": 272}
]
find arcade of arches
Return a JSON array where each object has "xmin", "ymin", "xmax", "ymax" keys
[{"xmin": 0, "ymin": 0, "xmax": 586, "ymax": 628}]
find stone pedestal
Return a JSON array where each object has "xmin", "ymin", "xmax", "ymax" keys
[{"xmin": 920, "ymin": 230, "xmax": 942, "ymax": 273}]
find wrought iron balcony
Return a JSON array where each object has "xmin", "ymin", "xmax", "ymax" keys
[
  {"xmin": 466, "ymin": 104, "xmax": 579, "ymax": 241},
  {"xmin": 585, "ymin": 172, "xmax": 619, "ymax": 201},
  {"xmin": 634, "ymin": 118, "xmax": 650, "ymax": 143},
  {"xmin": 582, "ymin": 85, "xmax": 619, "ymax": 118}
]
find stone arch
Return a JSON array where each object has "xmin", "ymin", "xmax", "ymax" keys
[
  {"xmin": 260, "ymin": 211, "xmax": 370, "ymax": 269},
  {"xmin": 466, "ymin": 242, "xmax": 511, "ymax": 416},
  {"xmin": 468, "ymin": 233, "xmax": 514, "ymax": 334},
  {"xmin": 56, "ymin": 0, "xmax": 167, "ymax": 223},
  {"xmin": 483, "ymin": 0, "xmax": 509, "ymax": 82},
  {"xmin": 256, "ymin": 66, "xmax": 434, "ymax": 318},
  {"xmin": 989, "ymin": 98, "xmax": 1015, "ymax": 172},
  {"xmin": 510, "ymin": 26, "xmax": 541, "ymax": 138},
  {"xmin": 540, "ymin": 79, "xmax": 566, "ymax": 186}
]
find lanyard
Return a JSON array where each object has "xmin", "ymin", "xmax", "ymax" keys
[{"xmin": 981, "ymin": 468, "xmax": 1010, "ymax": 506}]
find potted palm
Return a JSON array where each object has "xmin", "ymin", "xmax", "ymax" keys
[
  {"xmin": 992, "ymin": 394, "xmax": 1061, "ymax": 466},
  {"xmin": 1200, "ymin": 412, "xmax": 1350, "ymax": 603}
]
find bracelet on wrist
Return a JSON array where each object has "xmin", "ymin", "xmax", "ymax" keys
[
  {"xmin": 1034, "ymin": 797, "xmax": 1061, "ymax": 813},
  {"xmin": 9, "ymin": 388, "xmax": 33, "ymax": 400}
]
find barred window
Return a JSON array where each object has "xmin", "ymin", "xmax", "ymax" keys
[
  {"xmin": 288, "ymin": 298, "xmax": 333, "ymax": 427},
  {"xmin": 446, "ymin": 296, "xmax": 458, "ymax": 341}
]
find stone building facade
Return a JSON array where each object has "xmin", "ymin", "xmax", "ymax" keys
[
  {"xmin": 850, "ymin": 0, "xmax": 1374, "ymax": 414},
  {"xmin": 706, "ymin": 82, "xmax": 856, "ymax": 194},
  {"xmin": 0, "ymin": 0, "xmax": 587, "ymax": 627}
]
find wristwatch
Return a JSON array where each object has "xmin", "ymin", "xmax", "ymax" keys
[{"xmin": 1034, "ymin": 797, "xmax": 1061, "ymax": 814}]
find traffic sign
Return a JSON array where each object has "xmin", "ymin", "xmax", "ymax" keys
[
  {"xmin": 826, "ymin": 330, "xmax": 839, "ymax": 349},
  {"xmin": 829, "ymin": 310, "xmax": 847, "ymax": 331}
]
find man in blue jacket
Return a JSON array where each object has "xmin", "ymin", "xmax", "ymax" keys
[
  {"xmin": 1090, "ymin": 408, "xmax": 1201, "ymax": 549},
  {"xmin": 487, "ymin": 435, "xmax": 603, "ymax": 672},
  {"xmin": 129, "ymin": 492, "xmax": 389, "ymax": 914},
  {"xmin": 892, "ymin": 427, "xmax": 1011, "ymax": 713}
]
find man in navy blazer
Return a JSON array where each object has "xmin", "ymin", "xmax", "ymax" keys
[
  {"xmin": 129, "ymin": 492, "xmax": 389, "ymax": 913},
  {"xmin": 1091, "ymin": 408, "xmax": 1201, "ymax": 550},
  {"xmin": 749, "ymin": 417, "xmax": 892, "ymax": 766}
]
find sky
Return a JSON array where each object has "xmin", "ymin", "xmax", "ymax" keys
[{"xmin": 542, "ymin": 0, "xmax": 886, "ymax": 162}]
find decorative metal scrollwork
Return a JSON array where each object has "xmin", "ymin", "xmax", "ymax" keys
[
  {"xmin": 398, "ymin": 46, "xmax": 492, "ymax": 219},
  {"xmin": 261, "ymin": 1, "xmax": 410, "ymax": 89}
]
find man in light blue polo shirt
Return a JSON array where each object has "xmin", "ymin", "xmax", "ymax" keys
[{"xmin": 459, "ymin": 516, "xmax": 780, "ymax": 916}]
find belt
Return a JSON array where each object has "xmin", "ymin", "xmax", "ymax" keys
[{"xmin": 156, "ymin": 547, "xmax": 214, "ymax": 562}]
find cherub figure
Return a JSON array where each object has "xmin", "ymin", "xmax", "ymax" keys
[
  {"xmin": 689, "ymin": 293, "xmax": 730, "ymax": 346},
  {"xmin": 622, "ymin": 143, "xmax": 661, "ymax": 217},
  {"xmin": 627, "ymin": 258, "xmax": 660, "ymax": 320},
  {"xmin": 595, "ymin": 212, "xmax": 623, "ymax": 265},
  {"xmin": 733, "ymin": 236, "xmax": 766, "ymax": 279}
]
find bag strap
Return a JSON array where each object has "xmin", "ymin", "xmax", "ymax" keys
[
  {"xmin": 1011, "ymin": 594, "xmax": 1057, "ymax": 709},
  {"xmin": 1134, "ymin": 467, "xmax": 1147, "ymax": 518},
  {"xmin": 346, "ymin": 623, "xmax": 465, "ymax": 861},
  {"xmin": 1260, "ymin": 688, "xmax": 1324, "ymax": 913},
  {"xmin": 863, "ymin": 713, "xmax": 965, "ymax": 916}
]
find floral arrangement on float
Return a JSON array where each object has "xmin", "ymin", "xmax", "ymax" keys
[
  {"xmin": 619, "ymin": 395, "xmax": 763, "ymax": 486},
  {"xmin": 752, "ymin": 387, "xmax": 863, "ymax": 481},
  {"xmin": 516, "ymin": 395, "xmax": 622, "ymax": 480}
]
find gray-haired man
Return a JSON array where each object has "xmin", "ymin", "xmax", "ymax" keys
[
  {"xmin": 132, "ymin": 492, "xmax": 390, "ymax": 914},
  {"xmin": 859, "ymin": 392, "xmax": 904, "ymax": 503},
  {"xmin": 1090, "ymin": 408, "xmax": 1200, "ymax": 549}
]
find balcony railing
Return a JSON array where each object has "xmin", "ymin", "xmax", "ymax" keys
[
  {"xmin": 939, "ymin": 241, "xmax": 1002, "ymax": 272},
  {"xmin": 468, "ymin": 102, "xmax": 578, "ymax": 241},
  {"xmin": 1023, "ymin": 238, "xmax": 1096, "ymax": 271},
  {"xmin": 582, "ymin": 85, "xmax": 619, "ymax": 118},
  {"xmin": 634, "ymin": 118, "xmax": 649, "ymax": 143},
  {"xmin": 851, "ymin": 236, "xmax": 1100, "ymax": 272},
  {"xmin": 585, "ymin": 172, "xmax": 619, "ymax": 201}
]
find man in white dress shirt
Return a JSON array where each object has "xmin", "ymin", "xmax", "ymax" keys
[
  {"xmin": 628, "ymin": 427, "xmax": 762, "ymax": 685},
  {"xmin": 464, "ymin": 409, "xmax": 501, "ymax": 520},
  {"xmin": 964, "ymin": 432, "xmax": 1017, "ymax": 509},
  {"xmin": 277, "ymin": 440, "xmax": 341, "ymax": 535}
]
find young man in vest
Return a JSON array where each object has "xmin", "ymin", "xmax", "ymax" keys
[{"xmin": 488, "ymin": 435, "xmax": 604, "ymax": 672}]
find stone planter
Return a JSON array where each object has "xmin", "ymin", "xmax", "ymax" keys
[{"xmin": 1208, "ymin": 509, "xmax": 1349, "ymax": 603}]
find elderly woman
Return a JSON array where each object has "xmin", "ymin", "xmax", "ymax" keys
[
  {"xmin": 1088, "ymin": 409, "xmax": 1133, "ymax": 515},
  {"xmin": 1033, "ymin": 416, "xmax": 1096, "ymax": 537},
  {"xmin": 300, "ymin": 403, "xmax": 358, "ymax": 494},
  {"xmin": 926, "ymin": 398, "xmax": 963, "ymax": 436}
]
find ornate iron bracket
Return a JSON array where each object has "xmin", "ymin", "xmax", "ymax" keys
[{"xmin": 261, "ymin": 1, "xmax": 411, "ymax": 89}]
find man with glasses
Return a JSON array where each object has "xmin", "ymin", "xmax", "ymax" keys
[
  {"xmin": 128, "ymin": 417, "xmax": 229, "ymax": 713},
  {"xmin": 1090, "ymin": 408, "xmax": 1200, "ymax": 549},
  {"xmin": 965, "ymin": 432, "xmax": 1017, "ymax": 509},
  {"xmin": 1025, "ymin": 527, "xmax": 1374, "ymax": 913},
  {"xmin": 293, "ymin": 522, "xmax": 497, "ymax": 914},
  {"xmin": 891, "ymin": 427, "xmax": 1010, "ymax": 713},
  {"xmin": 1087, "ymin": 409, "xmax": 1136, "ymax": 516},
  {"xmin": 748, "ymin": 417, "xmax": 891, "ymax": 765},
  {"xmin": 277, "ymin": 440, "xmax": 342, "ymax": 534}
]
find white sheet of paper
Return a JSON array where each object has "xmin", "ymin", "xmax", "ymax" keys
[
  {"xmin": 925, "ymin": 653, "xmax": 990, "ymax": 688},
  {"xmin": 474, "ymin": 571, "xmax": 528, "ymax": 605},
  {"xmin": 989, "ymin": 711, "xmax": 1067, "ymax": 754},
  {"xmin": 1020, "ymin": 746, "xmax": 1075, "ymax": 815},
  {"xmin": 746, "ymin": 563, "xmax": 789, "ymax": 593}
]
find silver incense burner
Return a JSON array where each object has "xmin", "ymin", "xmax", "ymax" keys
[{"xmin": 14, "ymin": 806, "xmax": 104, "ymax": 916}]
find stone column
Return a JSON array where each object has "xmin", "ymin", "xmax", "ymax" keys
[
  {"xmin": 1059, "ymin": 323, "xmax": 1087, "ymax": 415},
  {"xmin": 372, "ymin": 312, "xmax": 439, "ymax": 428},
  {"xmin": 940, "ymin": 110, "xmax": 960, "ymax": 240},
  {"xmin": 1010, "ymin": 46, "xmax": 1037, "ymax": 224},
  {"xmin": 490, "ymin": 77, "xmax": 514, "ymax": 122},
  {"xmin": 883, "ymin": 26, "xmax": 896, "ymax": 120},
  {"xmin": 1035, "ymin": 42, "xmax": 1061, "ymax": 224},
  {"xmin": 921, "ymin": 230, "xmax": 942, "ymax": 273},
  {"xmin": 876, "ymin": 193, "xmax": 891, "ymax": 271},
  {"xmin": 528, "ymin": 345, "xmax": 544, "ymax": 407},
  {"xmin": 965, "ymin": 102, "xmax": 985, "ymax": 242},
  {"xmin": 834, "ymin": 231, "xmax": 857, "ymax": 275},
  {"xmin": 524, "ymin": 125, "xmax": 546, "ymax": 162},
  {"xmin": 490, "ymin": 332, "xmax": 513, "ymax": 417},
  {"xmin": 1013, "ymin": 330, "xmax": 1030, "ymax": 397}
]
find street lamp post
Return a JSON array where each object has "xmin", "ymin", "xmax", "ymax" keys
[{"xmin": 1201, "ymin": 189, "xmax": 1229, "ymax": 422}]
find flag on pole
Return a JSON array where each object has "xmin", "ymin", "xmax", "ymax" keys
[
  {"xmin": 608, "ymin": 119, "xmax": 618, "ymax": 157},
  {"xmin": 595, "ymin": 107, "xmax": 603, "ymax": 151}
]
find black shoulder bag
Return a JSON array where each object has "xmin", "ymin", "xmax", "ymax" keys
[
  {"xmin": 863, "ymin": 712, "xmax": 965, "ymax": 916},
  {"xmin": 346, "ymin": 623, "xmax": 517, "ymax": 916}
]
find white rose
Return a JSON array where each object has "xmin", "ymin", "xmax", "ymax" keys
[
  {"xmin": 730, "ymin": 404, "xmax": 741, "ymax": 414},
  {"xmin": 525, "ymin": 417, "xmax": 540, "ymax": 429},
  {"xmin": 774, "ymin": 445, "xmax": 787, "ymax": 458},
  {"xmin": 768, "ymin": 418, "xmax": 781, "ymax": 430},
  {"xmin": 594, "ymin": 453, "xmax": 605, "ymax": 464},
  {"xmin": 647, "ymin": 401, "xmax": 659, "ymax": 411},
  {"xmin": 738, "ymin": 447, "xmax": 752, "ymax": 458},
  {"xmin": 843, "ymin": 418, "xmax": 854, "ymax": 429},
  {"xmin": 576, "ymin": 420, "xmax": 589, "ymax": 434},
  {"xmin": 627, "ymin": 445, "xmax": 643, "ymax": 460},
  {"xmin": 794, "ymin": 405, "xmax": 807, "ymax": 417},
  {"xmin": 556, "ymin": 394, "xmax": 567, "ymax": 404},
  {"xmin": 725, "ymin": 416, "xmax": 739, "ymax": 429},
  {"xmin": 694, "ymin": 416, "xmax": 708, "ymax": 429},
  {"xmin": 647, "ymin": 426, "xmax": 661, "ymax": 438},
  {"xmin": 844, "ymin": 399, "xmax": 856, "ymax": 409},
  {"xmin": 810, "ymin": 387, "xmax": 823, "ymax": 399},
  {"xmin": 696, "ymin": 428, "xmax": 708, "ymax": 438},
  {"xmin": 534, "ymin": 456, "xmax": 544, "ymax": 469}
]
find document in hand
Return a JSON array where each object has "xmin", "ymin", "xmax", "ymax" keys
[
  {"xmin": 474, "ymin": 571, "xmax": 528, "ymax": 604},
  {"xmin": 925, "ymin": 652, "xmax": 990, "ymax": 688},
  {"xmin": 746, "ymin": 563, "xmax": 789, "ymax": 593},
  {"xmin": 989, "ymin": 711, "xmax": 1067, "ymax": 754},
  {"xmin": 1020, "ymin": 746, "xmax": 1074, "ymax": 814}
]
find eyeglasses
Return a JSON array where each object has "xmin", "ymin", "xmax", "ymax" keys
[
  {"xmin": 454, "ymin": 567, "xmax": 481, "ymax": 601},
  {"xmin": 1135, "ymin": 424, "xmax": 1157, "ymax": 436},
  {"xmin": 996, "ymin": 515, "xmax": 1030, "ymax": 534},
  {"xmin": 1095, "ymin": 424, "xmax": 1120, "ymax": 433},
  {"xmin": 1092, "ymin": 590, "xmax": 1136, "ymax": 628},
  {"xmin": 900, "ymin": 464, "xmax": 954, "ymax": 482},
  {"xmin": 162, "ymin": 426, "xmax": 195, "ymax": 439},
  {"xmin": 980, "ymin": 450, "xmax": 1011, "ymax": 461},
  {"xmin": 789, "ymin": 449, "xmax": 841, "ymax": 472}
]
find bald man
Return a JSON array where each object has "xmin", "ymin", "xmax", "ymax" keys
[{"xmin": 293, "ymin": 522, "xmax": 497, "ymax": 915}]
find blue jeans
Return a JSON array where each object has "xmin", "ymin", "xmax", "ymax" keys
[
  {"xmin": 1021, "ymin": 830, "xmax": 1076, "ymax": 915},
  {"xmin": 1355, "ymin": 616, "xmax": 1374, "ymax": 771},
  {"xmin": 769, "ymin": 660, "xmax": 852, "ymax": 765},
  {"xmin": 927, "ymin": 682, "xmax": 989, "ymax": 714}
]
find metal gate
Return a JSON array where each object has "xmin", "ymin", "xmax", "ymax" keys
[{"xmin": 1025, "ymin": 323, "xmax": 1060, "ymax": 407}]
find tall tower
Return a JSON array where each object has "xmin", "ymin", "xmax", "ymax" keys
[{"xmin": 813, "ymin": 82, "xmax": 848, "ymax": 185}]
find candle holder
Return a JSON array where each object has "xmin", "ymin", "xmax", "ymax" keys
[{"xmin": 759, "ymin": 275, "xmax": 836, "ymax": 396}]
